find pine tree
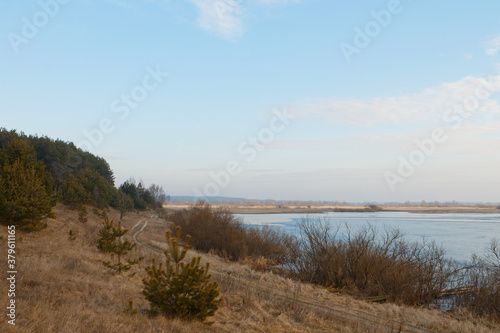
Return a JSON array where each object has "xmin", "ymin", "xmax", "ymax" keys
[
  {"xmin": 97, "ymin": 218, "xmax": 142, "ymax": 273},
  {"xmin": 78, "ymin": 205, "xmax": 88, "ymax": 223},
  {"xmin": 97, "ymin": 217, "xmax": 115, "ymax": 252},
  {"xmin": 0, "ymin": 139, "xmax": 55, "ymax": 231},
  {"xmin": 61, "ymin": 168, "xmax": 115, "ymax": 209},
  {"xmin": 61, "ymin": 174, "xmax": 91, "ymax": 208},
  {"xmin": 68, "ymin": 229, "xmax": 77, "ymax": 241},
  {"xmin": 142, "ymin": 226, "xmax": 221, "ymax": 321}
]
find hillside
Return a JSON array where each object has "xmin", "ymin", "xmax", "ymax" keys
[
  {"xmin": 0, "ymin": 129, "xmax": 166, "ymax": 232},
  {"xmin": 1, "ymin": 204, "xmax": 499, "ymax": 333}
]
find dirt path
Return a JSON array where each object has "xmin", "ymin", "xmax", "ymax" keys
[{"xmin": 128, "ymin": 217, "xmax": 432, "ymax": 333}]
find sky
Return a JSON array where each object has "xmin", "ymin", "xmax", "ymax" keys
[{"xmin": 1, "ymin": 0, "xmax": 499, "ymax": 202}]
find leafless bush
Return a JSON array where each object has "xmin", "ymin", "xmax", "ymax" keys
[
  {"xmin": 155, "ymin": 206, "xmax": 169, "ymax": 220},
  {"xmin": 170, "ymin": 201, "xmax": 247, "ymax": 260},
  {"xmin": 287, "ymin": 216, "xmax": 454, "ymax": 306},
  {"xmin": 245, "ymin": 224, "xmax": 295, "ymax": 267},
  {"xmin": 366, "ymin": 204, "xmax": 382, "ymax": 212},
  {"xmin": 169, "ymin": 201, "xmax": 292, "ymax": 266},
  {"xmin": 451, "ymin": 239, "xmax": 500, "ymax": 320}
]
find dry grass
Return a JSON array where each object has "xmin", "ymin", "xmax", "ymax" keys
[
  {"xmin": 0, "ymin": 204, "xmax": 498, "ymax": 332},
  {"xmin": 165, "ymin": 203, "xmax": 500, "ymax": 214}
]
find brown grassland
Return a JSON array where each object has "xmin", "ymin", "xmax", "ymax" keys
[
  {"xmin": 0, "ymin": 204, "xmax": 499, "ymax": 332},
  {"xmin": 165, "ymin": 203, "xmax": 500, "ymax": 215}
]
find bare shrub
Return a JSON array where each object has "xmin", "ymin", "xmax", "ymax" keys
[
  {"xmin": 287, "ymin": 216, "xmax": 455, "ymax": 306},
  {"xmin": 366, "ymin": 204, "xmax": 382, "ymax": 212},
  {"xmin": 170, "ymin": 201, "xmax": 246, "ymax": 260},
  {"xmin": 155, "ymin": 206, "xmax": 169, "ymax": 220},
  {"xmin": 452, "ymin": 239, "xmax": 500, "ymax": 320},
  {"xmin": 245, "ymin": 224, "xmax": 295, "ymax": 267},
  {"xmin": 169, "ymin": 201, "xmax": 293, "ymax": 267}
]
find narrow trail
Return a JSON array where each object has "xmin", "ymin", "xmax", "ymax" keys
[
  {"xmin": 128, "ymin": 216, "xmax": 432, "ymax": 333},
  {"xmin": 126, "ymin": 215, "xmax": 158, "ymax": 252},
  {"xmin": 120, "ymin": 219, "xmax": 143, "ymax": 243}
]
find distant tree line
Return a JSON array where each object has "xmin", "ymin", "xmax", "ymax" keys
[
  {"xmin": 169, "ymin": 197, "xmax": 500, "ymax": 208},
  {"xmin": 0, "ymin": 128, "xmax": 167, "ymax": 231}
]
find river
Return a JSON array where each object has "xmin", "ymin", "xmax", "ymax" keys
[{"xmin": 237, "ymin": 212, "xmax": 500, "ymax": 262}]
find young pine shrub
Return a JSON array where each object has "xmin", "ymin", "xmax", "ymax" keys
[
  {"xmin": 142, "ymin": 226, "xmax": 221, "ymax": 322},
  {"xmin": 123, "ymin": 300, "xmax": 138, "ymax": 316},
  {"xmin": 78, "ymin": 205, "xmax": 88, "ymax": 223},
  {"xmin": 97, "ymin": 218, "xmax": 143, "ymax": 273},
  {"xmin": 68, "ymin": 229, "xmax": 77, "ymax": 241},
  {"xmin": 97, "ymin": 217, "xmax": 116, "ymax": 252}
]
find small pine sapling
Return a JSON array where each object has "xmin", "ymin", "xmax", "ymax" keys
[
  {"xmin": 97, "ymin": 217, "xmax": 115, "ymax": 252},
  {"xmin": 93, "ymin": 208, "xmax": 108, "ymax": 219},
  {"xmin": 142, "ymin": 226, "xmax": 221, "ymax": 321},
  {"xmin": 123, "ymin": 300, "xmax": 138, "ymax": 315},
  {"xmin": 68, "ymin": 229, "xmax": 77, "ymax": 241},
  {"xmin": 97, "ymin": 218, "xmax": 143, "ymax": 273},
  {"xmin": 78, "ymin": 205, "xmax": 88, "ymax": 223}
]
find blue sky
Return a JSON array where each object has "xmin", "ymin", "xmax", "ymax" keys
[{"xmin": 1, "ymin": 0, "xmax": 499, "ymax": 202}]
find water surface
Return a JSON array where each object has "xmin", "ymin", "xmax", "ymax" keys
[{"xmin": 237, "ymin": 212, "xmax": 500, "ymax": 262}]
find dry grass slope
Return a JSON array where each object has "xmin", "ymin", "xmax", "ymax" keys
[{"xmin": 0, "ymin": 204, "xmax": 498, "ymax": 332}]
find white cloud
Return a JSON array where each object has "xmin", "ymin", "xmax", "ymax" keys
[
  {"xmin": 185, "ymin": 0, "xmax": 304, "ymax": 39},
  {"xmin": 440, "ymin": 122, "xmax": 500, "ymax": 156},
  {"xmin": 290, "ymin": 75, "xmax": 500, "ymax": 126},
  {"xmin": 268, "ymin": 131, "xmax": 419, "ymax": 152},
  {"xmin": 187, "ymin": 0, "xmax": 244, "ymax": 39},
  {"xmin": 268, "ymin": 122, "xmax": 500, "ymax": 153},
  {"xmin": 485, "ymin": 35, "xmax": 500, "ymax": 56}
]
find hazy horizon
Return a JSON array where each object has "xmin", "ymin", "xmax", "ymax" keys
[{"xmin": 2, "ymin": 1, "xmax": 499, "ymax": 202}]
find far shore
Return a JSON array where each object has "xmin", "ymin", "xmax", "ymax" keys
[{"xmin": 164, "ymin": 204, "xmax": 500, "ymax": 215}]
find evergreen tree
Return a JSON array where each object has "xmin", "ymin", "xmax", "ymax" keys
[
  {"xmin": 68, "ymin": 229, "xmax": 77, "ymax": 241},
  {"xmin": 61, "ymin": 174, "xmax": 92, "ymax": 208},
  {"xmin": 77, "ymin": 168, "xmax": 114, "ymax": 208},
  {"xmin": 141, "ymin": 189, "xmax": 157, "ymax": 209},
  {"xmin": 0, "ymin": 128, "xmax": 116, "ymax": 193},
  {"xmin": 97, "ymin": 218, "xmax": 142, "ymax": 273},
  {"xmin": 97, "ymin": 217, "xmax": 116, "ymax": 252},
  {"xmin": 119, "ymin": 178, "xmax": 158, "ymax": 210},
  {"xmin": 78, "ymin": 205, "xmax": 88, "ymax": 223},
  {"xmin": 142, "ymin": 226, "xmax": 221, "ymax": 321},
  {"xmin": 0, "ymin": 139, "xmax": 55, "ymax": 231},
  {"xmin": 61, "ymin": 168, "xmax": 118, "ymax": 209}
]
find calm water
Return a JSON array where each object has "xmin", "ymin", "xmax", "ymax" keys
[{"xmin": 236, "ymin": 212, "xmax": 500, "ymax": 262}]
